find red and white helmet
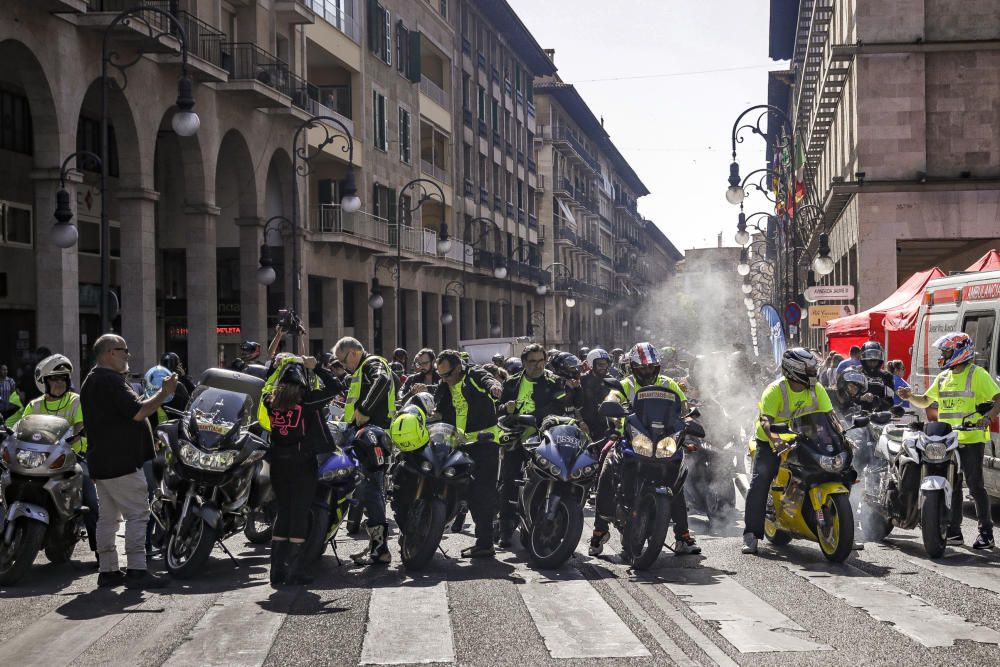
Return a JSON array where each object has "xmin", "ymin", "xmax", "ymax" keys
[
  {"xmin": 628, "ymin": 342, "xmax": 660, "ymax": 369},
  {"xmin": 933, "ymin": 332, "xmax": 975, "ymax": 370}
]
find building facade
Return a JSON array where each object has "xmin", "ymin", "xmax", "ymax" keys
[
  {"xmin": 0, "ymin": 0, "xmax": 678, "ymax": 379},
  {"xmin": 767, "ymin": 0, "xmax": 1000, "ymax": 347}
]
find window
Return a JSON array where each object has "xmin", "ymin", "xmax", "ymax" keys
[
  {"xmin": 477, "ymin": 86, "xmax": 486, "ymax": 121},
  {"xmin": 491, "ymin": 98, "xmax": 499, "ymax": 131},
  {"xmin": 0, "ymin": 202, "xmax": 32, "ymax": 247},
  {"xmin": 462, "ymin": 74, "xmax": 470, "ymax": 110},
  {"xmin": 963, "ymin": 313, "xmax": 997, "ymax": 373},
  {"xmin": 517, "ymin": 179, "xmax": 524, "ymax": 210},
  {"xmin": 76, "ymin": 116, "xmax": 119, "ymax": 177},
  {"xmin": 0, "ymin": 89, "xmax": 32, "ymax": 155},
  {"xmin": 372, "ymin": 183, "xmax": 396, "ymax": 223},
  {"xmin": 368, "ymin": 0, "xmax": 391, "ymax": 65},
  {"xmin": 399, "ymin": 107, "xmax": 411, "ymax": 163},
  {"xmin": 395, "ymin": 21, "xmax": 421, "ymax": 82},
  {"xmin": 372, "ymin": 89, "xmax": 388, "ymax": 151},
  {"xmin": 438, "ymin": 0, "xmax": 447, "ymax": 18},
  {"xmin": 308, "ymin": 276, "xmax": 324, "ymax": 328}
]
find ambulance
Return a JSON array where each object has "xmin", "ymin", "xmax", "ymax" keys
[{"xmin": 910, "ymin": 268, "xmax": 1000, "ymax": 504}]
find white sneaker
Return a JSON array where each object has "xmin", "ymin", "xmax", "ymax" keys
[{"xmin": 741, "ymin": 533, "xmax": 758, "ymax": 554}]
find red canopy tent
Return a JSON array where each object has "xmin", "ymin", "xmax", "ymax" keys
[
  {"xmin": 965, "ymin": 249, "xmax": 1000, "ymax": 272},
  {"xmin": 825, "ymin": 268, "xmax": 945, "ymax": 369}
]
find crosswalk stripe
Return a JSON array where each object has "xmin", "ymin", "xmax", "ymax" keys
[
  {"xmin": 518, "ymin": 569, "xmax": 650, "ymax": 659},
  {"xmin": 782, "ymin": 561, "xmax": 1000, "ymax": 647},
  {"xmin": 0, "ymin": 607, "xmax": 124, "ymax": 666},
  {"xmin": 360, "ymin": 580, "xmax": 455, "ymax": 665},
  {"xmin": 634, "ymin": 582, "xmax": 740, "ymax": 667},
  {"xmin": 658, "ymin": 569, "xmax": 832, "ymax": 653},
  {"xmin": 163, "ymin": 582, "xmax": 287, "ymax": 667},
  {"xmin": 904, "ymin": 554, "xmax": 1000, "ymax": 597}
]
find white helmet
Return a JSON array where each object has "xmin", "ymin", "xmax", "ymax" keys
[
  {"xmin": 35, "ymin": 354, "xmax": 73, "ymax": 393},
  {"xmin": 404, "ymin": 391, "xmax": 440, "ymax": 423}
]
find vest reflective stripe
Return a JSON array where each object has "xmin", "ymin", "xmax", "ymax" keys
[
  {"xmin": 935, "ymin": 368, "xmax": 975, "ymax": 398},
  {"xmin": 27, "ymin": 394, "xmax": 80, "ymax": 421},
  {"xmin": 343, "ymin": 355, "xmax": 396, "ymax": 423},
  {"xmin": 776, "ymin": 382, "xmax": 819, "ymax": 419},
  {"xmin": 622, "ymin": 376, "xmax": 665, "ymax": 404}
]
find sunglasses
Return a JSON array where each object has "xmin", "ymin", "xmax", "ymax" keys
[
  {"xmin": 113, "ymin": 347, "xmax": 130, "ymax": 355},
  {"xmin": 438, "ymin": 366, "xmax": 459, "ymax": 378}
]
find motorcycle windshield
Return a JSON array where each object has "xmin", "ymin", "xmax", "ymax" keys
[
  {"xmin": 427, "ymin": 423, "xmax": 466, "ymax": 449},
  {"xmin": 632, "ymin": 385, "xmax": 683, "ymax": 437},
  {"xmin": 544, "ymin": 424, "xmax": 586, "ymax": 462},
  {"xmin": 13, "ymin": 414, "xmax": 72, "ymax": 445},
  {"xmin": 326, "ymin": 421, "xmax": 350, "ymax": 449},
  {"xmin": 187, "ymin": 386, "xmax": 251, "ymax": 449},
  {"xmin": 792, "ymin": 412, "xmax": 845, "ymax": 454}
]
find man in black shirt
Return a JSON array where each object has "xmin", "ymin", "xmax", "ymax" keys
[
  {"xmin": 81, "ymin": 334, "xmax": 176, "ymax": 590},
  {"xmin": 399, "ymin": 348, "xmax": 439, "ymax": 402}
]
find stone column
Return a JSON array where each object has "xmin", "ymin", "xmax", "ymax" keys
[
  {"xmin": 185, "ymin": 204, "xmax": 220, "ymax": 375},
  {"xmin": 424, "ymin": 292, "xmax": 442, "ymax": 352},
  {"xmin": 322, "ymin": 275, "xmax": 342, "ymax": 351},
  {"xmin": 379, "ymin": 285, "xmax": 397, "ymax": 355},
  {"xmin": 404, "ymin": 289, "xmax": 421, "ymax": 353},
  {"xmin": 443, "ymin": 295, "xmax": 460, "ymax": 349},
  {"xmin": 118, "ymin": 188, "xmax": 160, "ymax": 372},
  {"xmin": 236, "ymin": 216, "xmax": 267, "ymax": 347},
  {"xmin": 352, "ymin": 281, "xmax": 374, "ymax": 350},
  {"xmin": 459, "ymin": 296, "xmax": 475, "ymax": 341},
  {"xmin": 475, "ymin": 299, "xmax": 488, "ymax": 338},
  {"xmin": 32, "ymin": 169, "xmax": 81, "ymax": 382}
]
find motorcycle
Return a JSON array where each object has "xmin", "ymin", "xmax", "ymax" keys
[
  {"xmin": 860, "ymin": 402, "xmax": 993, "ymax": 558},
  {"xmin": 515, "ymin": 420, "xmax": 599, "ymax": 568},
  {"xmin": 764, "ymin": 412, "xmax": 857, "ymax": 562},
  {"xmin": 597, "ymin": 386, "xmax": 704, "ymax": 570},
  {"xmin": 243, "ymin": 459, "xmax": 276, "ymax": 544},
  {"xmin": 683, "ymin": 398, "xmax": 738, "ymax": 526},
  {"xmin": 0, "ymin": 415, "xmax": 86, "ymax": 584},
  {"xmin": 389, "ymin": 424, "xmax": 483, "ymax": 569},
  {"xmin": 300, "ymin": 421, "xmax": 367, "ymax": 566},
  {"xmin": 152, "ymin": 370, "xmax": 267, "ymax": 577}
]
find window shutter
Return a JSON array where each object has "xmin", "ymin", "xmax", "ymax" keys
[
  {"xmin": 381, "ymin": 95, "xmax": 389, "ymax": 150},
  {"xmin": 388, "ymin": 188, "xmax": 398, "ymax": 227},
  {"xmin": 367, "ymin": 0, "xmax": 379, "ymax": 53},
  {"xmin": 408, "ymin": 31, "xmax": 422, "ymax": 83}
]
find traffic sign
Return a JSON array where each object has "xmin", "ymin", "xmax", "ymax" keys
[
  {"xmin": 804, "ymin": 285, "xmax": 855, "ymax": 302},
  {"xmin": 784, "ymin": 302, "xmax": 801, "ymax": 326}
]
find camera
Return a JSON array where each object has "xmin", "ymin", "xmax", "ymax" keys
[{"xmin": 277, "ymin": 308, "xmax": 305, "ymax": 335}]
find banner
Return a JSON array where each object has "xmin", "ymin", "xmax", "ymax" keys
[
  {"xmin": 809, "ymin": 304, "xmax": 855, "ymax": 327},
  {"xmin": 760, "ymin": 303, "xmax": 786, "ymax": 365}
]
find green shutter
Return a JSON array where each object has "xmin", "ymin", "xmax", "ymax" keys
[
  {"xmin": 373, "ymin": 183, "xmax": 382, "ymax": 217},
  {"xmin": 388, "ymin": 188, "xmax": 398, "ymax": 227},
  {"xmin": 408, "ymin": 31, "xmax": 422, "ymax": 83},
  {"xmin": 367, "ymin": 0, "xmax": 379, "ymax": 53}
]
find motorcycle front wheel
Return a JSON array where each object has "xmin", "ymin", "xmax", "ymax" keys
[
  {"xmin": 816, "ymin": 494, "xmax": 854, "ymax": 563},
  {"xmin": 244, "ymin": 503, "xmax": 275, "ymax": 544},
  {"xmin": 920, "ymin": 490, "xmax": 948, "ymax": 559},
  {"xmin": 43, "ymin": 520, "xmax": 80, "ymax": 564},
  {"xmin": 525, "ymin": 495, "xmax": 583, "ymax": 569},
  {"xmin": 623, "ymin": 493, "xmax": 670, "ymax": 570},
  {"xmin": 0, "ymin": 520, "xmax": 46, "ymax": 585},
  {"xmin": 400, "ymin": 498, "xmax": 446, "ymax": 570},
  {"xmin": 166, "ymin": 519, "xmax": 219, "ymax": 578}
]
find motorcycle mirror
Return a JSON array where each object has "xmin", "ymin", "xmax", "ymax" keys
[
  {"xmin": 685, "ymin": 422, "xmax": 706, "ymax": 439},
  {"xmin": 686, "ymin": 407, "xmax": 701, "ymax": 419},
  {"xmin": 871, "ymin": 412, "xmax": 892, "ymax": 425},
  {"xmin": 602, "ymin": 377, "xmax": 625, "ymax": 393},
  {"xmin": 769, "ymin": 423, "xmax": 791, "ymax": 434},
  {"xmin": 598, "ymin": 400, "xmax": 627, "ymax": 418},
  {"xmin": 975, "ymin": 401, "xmax": 995, "ymax": 415},
  {"xmin": 852, "ymin": 415, "xmax": 871, "ymax": 428}
]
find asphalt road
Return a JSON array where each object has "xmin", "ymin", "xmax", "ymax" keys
[{"xmin": 1, "ymin": 504, "xmax": 998, "ymax": 667}]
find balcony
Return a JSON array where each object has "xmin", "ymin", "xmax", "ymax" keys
[
  {"xmin": 464, "ymin": 178, "xmax": 475, "ymax": 198},
  {"xmin": 314, "ymin": 205, "xmax": 390, "ymax": 249},
  {"xmin": 555, "ymin": 226, "xmax": 578, "ymax": 245},
  {"xmin": 218, "ymin": 42, "xmax": 297, "ymax": 107},
  {"xmin": 419, "ymin": 76, "xmax": 449, "ymax": 110},
  {"xmin": 528, "ymin": 213, "xmax": 538, "ymax": 229},
  {"xmin": 309, "ymin": 2, "xmax": 361, "ymax": 42},
  {"xmin": 140, "ymin": 9, "xmax": 229, "ymax": 82},
  {"xmin": 420, "ymin": 158, "xmax": 450, "ymax": 185},
  {"xmin": 527, "ymin": 101, "xmax": 535, "ymax": 118},
  {"xmin": 506, "ymin": 202, "xmax": 514, "ymax": 218},
  {"xmin": 504, "ymin": 80, "xmax": 513, "ymax": 97},
  {"xmin": 493, "ymin": 195, "xmax": 502, "ymax": 212},
  {"xmin": 580, "ymin": 238, "xmax": 600, "ymax": 257},
  {"xmin": 548, "ymin": 126, "xmax": 600, "ymax": 173},
  {"xmin": 78, "ymin": 1, "xmax": 182, "ymax": 52},
  {"xmin": 527, "ymin": 158, "xmax": 536, "ymax": 174},
  {"xmin": 303, "ymin": 84, "xmax": 354, "ymax": 137},
  {"xmin": 478, "ymin": 119, "xmax": 488, "ymax": 136},
  {"xmin": 477, "ymin": 51, "xmax": 487, "ymax": 70},
  {"xmin": 505, "ymin": 141, "xmax": 513, "ymax": 157},
  {"xmin": 275, "ymin": 0, "xmax": 315, "ymax": 24},
  {"xmin": 462, "ymin": 37, "xmax": 471, "ymax": 55},
  {"xmin": 552, "ymin": 176, "xmax": 571, "ymax": 198},
  {"xmin": 490, "ymin": 65, "xmax": 500, "ymax": 81},
  {"xmin": 517, "ymin": 149, "xmax": 524, "ymax": 163},
  {"xmin": 516, "ymin": 90, "xmax": 524, "ymax": 106},
  {"xmin": 479, "ymin": 187, "xmax": 489, "ymax": 205},
  {"xmin": 463, "ymin": 108, "xmax": 473, "ymax": 128}
]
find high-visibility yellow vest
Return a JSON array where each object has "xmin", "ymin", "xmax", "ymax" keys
[
  {"xmin": 343, "ymin": 355, "xmax": 396, "ymax": 423},
  {"xmin": 23, "ymin": 392, "xmax": 87, "ymax": 454}
]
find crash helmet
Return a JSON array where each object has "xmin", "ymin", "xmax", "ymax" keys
[
  {"xmin": 628, "ymin": 342, "xmax": 661, "ymax": 384},
  {"xmin": 860, "ymin": 341, "xmax": 885, "ymax": 374},
  {"xmin": 551, "ymin": 352, "xmax": 582, "ymax": 380},
  {"xmin": 404, "ymin": 391, "xmax": 439, "ymax": 423},
  {"xmin": 933, "ymin": 332, "xmax": 975, "ymax": 370},
  {"xmin": 781, "ymin": 347, "xmax": 819, "ymax": 388},
  {"xmin": 160, "ymin": 352, "xmax": 181, "ymax": 373},
  {"xmin": 503, "ymin": 356, "xmax": 523, "ymax": 375},
  {"xmin": 458, "ymin": 351, "xmax": 471, "ymax": 363},
  {"xmin": 577, "ymin": 346, "xmax": 591, "ymax": 360},
  {"xmin": 34, "ymin": 354, "xmax": 73, "ymax": 394},
  {"xmin": 610, "ymin": 347, "xmax": 624, "ymax": 359},
  {"xmin": 239, "ymin": 341, "xmax": 262, "ymax": 362},
  {"xmin": 389, "ymin": 407, "xmax": 429, "ymax": 452},
  {"xmin": 491, "ymin": 353, "xmax": 506, "ymax": 366},
  {"xmin": 390, "ymin": 361, "xmax": 405, "ymax": 376},
  {"xmin": 392, "ymin": 348, "xmax": 408, "ymax": 364},
  {"xmin": 142, "ymin": 365, "xmax": 174, "ymax": 402},
  {"xmin": 660, "ymin": 346, "xmax": 678, "ymax": 364},
  {"xmin": 837, "ymin": 370, "xmax": 869, "ymax": 401}
]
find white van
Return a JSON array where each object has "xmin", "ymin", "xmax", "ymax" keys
[{"xmin": 910, "ymin": 268, "xmax": 1000, "ymax": 504}]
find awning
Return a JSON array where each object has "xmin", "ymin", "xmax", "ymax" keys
[
  {"xmin": 965, "ymin": 249, "xmax": 1000, "ymax": 272},
  {"xmin": 556, "ymin": 198, "xmax": 576, "ymax": 227},
  {"xmin": 827, "ymin": 267, "xmax": 945, "ymax": 337}
]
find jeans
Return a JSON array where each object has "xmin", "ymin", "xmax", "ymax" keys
[
  {"xmin": 498, "ymin": 447, "xmax": 528, "ymax": 521},
  {"xmin": 467, "ymin": 444, "xmax": 500, "ymax": 546},
  {"xmin": 94, "ymin": 470, "xmax": 150, "ymax": 572},
  {"xmin": 950, "ymin": 443, "xmax": 993, "ymax": 534},
  {"xmin": 744, "ymin": 440, "xmax": 780, "ymax": 539},
  {"xmin": 356, "ymin": 470, "xmax": 387, "ymax": 528},
  {"xmin": 270, "ymin": 451, "xmax": 318, "ymax": 540}
]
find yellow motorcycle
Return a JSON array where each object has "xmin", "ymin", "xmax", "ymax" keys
[{"xmin": 763, "ymin": 412, "xmax": 857, "ymax": 562}]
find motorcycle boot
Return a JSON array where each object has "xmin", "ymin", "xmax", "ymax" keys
[
  {"xmin": 972, "ymin": 530, "xmax": 995, "ymax": 550},
  {"xmin": 451, "ymin": 504, "xmax": 468, "ymax": 533},
  {"xmin": 497, "ymin": 519, "xmax": 516, "ymax": 548},
  {"xmin": 269, "ymin": 540, "xmax": 290, "ymax": 586},
  {"xmin": 741, "ymin": 532, "xmax": 759, "ymax": 554},
  {"xmin": 283, "ymin": 543, "xmax": 314, "ymax": 585},
  {"xmin": 588, "ymin": 530, "xmax": 609, "ymax": 556},
  {"xmin": 351, "ymin": 523, "xmax": 392, "ymax": 565},
  {"xmin": 673, "ymin": 531, "xmax": 702, "ymax": 555},
  {"xmin": 946, "ymin": 529, "xmax": 964, "ymax": 546}
]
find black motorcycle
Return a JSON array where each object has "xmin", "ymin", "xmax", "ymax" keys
[
  {"xmin": 516, "ymin": 421, "xmax": 599, "ymax": 568},
  {"xmin": 683, "ymin": 398, "xmax": 738, "ymax": 527},
  {"xmin": 598, "ymin": 386, "xmax": 704, "ymax": 569},
  {"xmin": 152, "ymin": 370, "xmax": 267, "ymax": 577},
  {"xmin": 389, "ymin": 424, "xmax": 483, "ymax": 569}
]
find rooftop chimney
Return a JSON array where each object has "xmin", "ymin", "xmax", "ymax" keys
[{"xmin": 544, "ymin": 48, "xmax": 555, "ymax": 63}]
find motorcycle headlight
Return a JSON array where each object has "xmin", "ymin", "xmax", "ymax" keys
[
  {"xmin": 570, "ymin": 463, "xmax": 599, "ymax": 480},
  {"xmin": 420, "ymin": 460, "xmax": 433, "ymax": 472},
  {"xmin": 443, "ymin": 467, "xmax": 456, "ymax": 478},
  {"xmin": 922, "ymin": 441, "xmax": 948, "ymax": 463},
  {"xmin": 179, "ymin": 443, "xmax": 237, "ymax": 471},
  {"xmin": 631, "ymin": 432, "xmax": 654, "ymax": 457},
  {"xmin": 320, "ymin": 465, "xmax": 357, "ymax": 481},
  {"xmin": 15, "ymin": 449, "xmax": 46, "ymax": 469},
  {"xmin": 655, "ymin": 437, "xmax": 678, "ymax": 459},
  {"xmin": 818, "ymin": 452, "xmax": 849, "ymax": 472}
]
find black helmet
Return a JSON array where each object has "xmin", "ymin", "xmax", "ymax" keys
[
  {"xmin": 239, "ymin": 341, "xmax": 262, "ymax": 361},
  {"xmin": 390, "ymin": 361, "xmax": 405, "ymax": 375},
  {"xmin": 551, "ymin": 352, "xmax": 582, "ymax": 380},
  {"xmin": 278, "ymin": 361, "xmax": 308, "ymax": 388},
  {"xmin": 837, "ymin": 370, "xmax": 868, "ymax": 401},
  {"xmin": 577, "ymin": 346, "xmax": 591, "ymax": 360},
  {"xmin": 781, "ymin": 348, "xmax": 819, "ymax": 387},
  {"xmin": 503, "ymin": 356, "xmax": 523, "ymax": 375},
  {"xmin": 160, "ymin": 352, "xmax": 181, "ymax": 373},
  {"xmin": 392, "ymin": 348, "xmax": 408, "ymax": 361},
  {"xmin": 491, "ymin": 353, "xmax": 506, "ymax": 365},
  {"xmin": 860, "ymin": 341, "xmax": 884, "ymax": 373}
]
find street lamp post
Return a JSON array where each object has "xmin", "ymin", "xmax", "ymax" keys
[
  {"xmin": 291, "ymin": 115, "xmax": 359, "ymax": 318},
  {"xmin": 394, "ymin": 178, "xmax": 447, "ymax": 349},
  {"xmin": 52, "ymin": 151, "xmax": 104, "ymax": 249},
  {"xmin": 254, "ymin": 215, "xmax": 294, "ymax": 287}
]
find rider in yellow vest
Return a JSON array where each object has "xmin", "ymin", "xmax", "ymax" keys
[
  {"xmin": 742, "ymin": 348, "xmax": 836, "ymax": 555},
  {"xmin": 332, "ymin": 337, "xmax": 395, "ymax": 565},
  {"xmin": 899, "ymin": 332, "xmax": 1000, "ymax": 549},
  {"xmin": 23, "ymin": 354, "xmax": 100, "ymax": 557}
]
